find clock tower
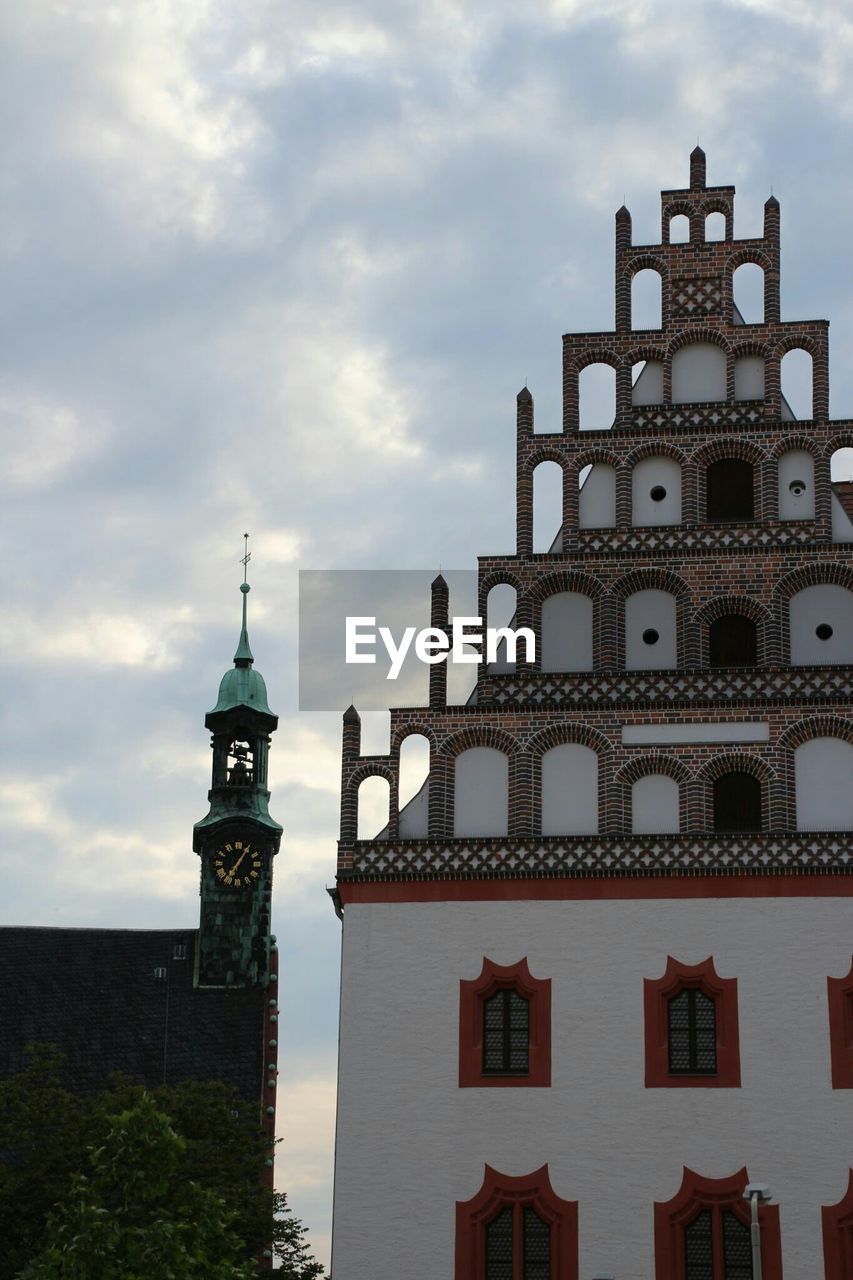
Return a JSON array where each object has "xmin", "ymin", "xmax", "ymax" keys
[{"xmin": 193, "ymin": 566, "xmax": 282, "ymax": 987}]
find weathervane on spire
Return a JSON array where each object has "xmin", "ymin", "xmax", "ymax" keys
[{"xmin": 234, "ymin": 533, "xmax": 254, "ymax": 666}]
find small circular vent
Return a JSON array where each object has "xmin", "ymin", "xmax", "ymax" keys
[
  {"xmin": 642, "ymin": 628, "xmax": 660, "ymax": 645},
  {"xmin": 816, "ymin": 623, "xmax": 834, "ymax": 640},
  {"xmin": 650, "ymin": 485, "xmax": 667, "ymax": 502}
]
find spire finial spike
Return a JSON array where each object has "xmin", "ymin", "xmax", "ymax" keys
[{"xmin": 234, "ymin": 532, "xmax": 254, "ymax": 667}]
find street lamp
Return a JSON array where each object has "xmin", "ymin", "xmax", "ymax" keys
[{"xmin": 743, "ymin": 1182, "xmax": 772, "ymax": 1280}]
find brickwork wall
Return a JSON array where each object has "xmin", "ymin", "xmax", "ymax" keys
[{"xmin": 336, "ymin": 149, "xmax": 853, "ymax": 883}]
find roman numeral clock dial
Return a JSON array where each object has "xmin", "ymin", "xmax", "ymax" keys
[{"xmin": 212, "ymin": 840, "xmax": 263, "ymax": 889}]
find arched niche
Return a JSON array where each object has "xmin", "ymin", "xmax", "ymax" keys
[
  {"xmin": 789, "ymin": 585, "xmax": 853, "ymax": 665},
  {"xmin": 533, "ymin": 460, "xmax": 562, "ymax": 553},
  {"xmin": 669, "ymin": 213, "xmax": 690, "ymax": 243},
  {"xmin": 830, "ymin": 448, "xmax": 853, "ymax": 543},
  {"xmin": 625, "ymin": 589, "xmax": 677, "ymax": 670},
  {"xmin": 358, "ymin": 775, "xmax": 390, "ymax": 840},
  {"xmin": 579, "ymin": 363, "xmax": 616, "ymax": 430},
  {"xmin": 454, "ymin": 747, "xmax": 508, "ymax": 837},
  {"xmin": 632, "ymin": 774, "xmax": 679, "ymax": 833},
  {"xmin": 672, "ymin": 342, "xmax": 727, "ymax": 403},
  {"xmin": 632, "ymin": 456, "xmax": 682, "ymax": 526},
  {"xmin": 781, "ymin": 348, "xmax": 813, "ymax": 420},
  {"xmin": 732, "ymin": 262, "xmax": 764, "ymax": 323},
  {"xmin": 398, "ymin": 734, "xmax": 430, "ymax": 838},
  {"xmin": 632, "ymin": 359, "xmax": 664, "ymax": 405},
  {"xmin": 540, "ymin": 591, "xmax": 594, "ymax": 672},
  {"xmin": 485, "ymin": 583, "xmax": 518, "ymax": 673},
  {"xmin": 705, "ymin": 211, "xmax": 726, "ymax": 241},
  {"xmin": 541, "ymin": 743, "xmax": 598, "ymax": 835},
  {"xmin": 734, "ymin": 356, "xmax": 764, "ymax": 401},
  {"xmin": 706, "ymin": 458, "xmax": 754, "ymax": 522},
  {"xmin": 795, "ymin": 738, "xmax": 853, "ymax": 831},
  {"xmin": 713, "ymin": 771, "xmax": 762, "ymax": 832},
  {"xmin": 777, "ymin": 449, "xmax": 815, "ymax": 521},
  {"xmin": 709, "ymin": 615, "xmax": 757, "ymax": 667},
  {"xmin": 579, "ymin": 462, "xmax": 616, "ymax": 528},
  {"xmin": 631, "ymin": 269, "xmax": 662, "ymax": 329}
]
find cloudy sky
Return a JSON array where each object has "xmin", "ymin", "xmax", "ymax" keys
[{"xmin": 4, "ymin": 0, "xmax": 853, "ymax": 1266}]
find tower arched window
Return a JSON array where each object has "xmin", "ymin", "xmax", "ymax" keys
[
  {"xmin": 713, "ymin": 771, "xmax": 761, "ymax": 832},
  {"xmin": 708, "ymin": 615, "xmax": 757, "ymax": 667},
  {"xmin": 706, "ymin": 458, "xmax": 754, "ymax": 521}
]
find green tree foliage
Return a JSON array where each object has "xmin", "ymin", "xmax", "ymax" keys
[
  {"xmin": 18, "ymin": 1093, "xmax": 256, "ymax": 1280},
  {"xmin": 0, "ymin": 1048, "xmax": 325, "ymax": 1279}
]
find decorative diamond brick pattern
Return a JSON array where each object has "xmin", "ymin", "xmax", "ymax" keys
[
  {"xmin": 631, "ymin": 401, "xmax": 764, "ymax": 431},
  {"xmin": 480, "ymin": 666, "xmax": 850, "ymax": 709},
  {"xmin": 575, "ymin": 522, "xmax": 813, "ymax": 554},
  {"xmin": 671, "ymin": 277, "xmax": 723, "ymax": 318},
  {"xmin": 343, "ymin": 833, "xmax": 852, "ymax": 879}
]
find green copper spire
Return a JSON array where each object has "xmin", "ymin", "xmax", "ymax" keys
[
  {"xmin": 234, "ymin": 581, "xmax": 254, "ymax": 666},
  {"xmin": 207, "ymin": 535, "xmax": 275, "ymax": 721}
]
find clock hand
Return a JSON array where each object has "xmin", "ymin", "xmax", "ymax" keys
[{"xmin": 228, "ymin": 850, "xmax": 248, "ymax": 876}]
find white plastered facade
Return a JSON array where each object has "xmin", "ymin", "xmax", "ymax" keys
[{"xmin": 331, "ymin": 895, "xmax": 852, "ymax": 1280}]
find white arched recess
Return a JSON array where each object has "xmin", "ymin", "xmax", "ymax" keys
[
  {"xmin": 778, "ymin": 450, "xmax": 815, "ymax": 521},
  {"xmin": 632, "ymin": 775, "xmax": 679, "ymax": 834},
  {"xmin": 671, "ymin": 342, "xmax": 727, "ymax": 403},
  {"xmin": 795, "ymin": 738, "xmax": 853, "ymax": 831},
  {"xmin": 625, "ymin": 590, "xmax": 677, "ymax": 670},
  {"xmin": 540, "ymin": 592, "xmax": 593, "ymax": 672},
  {"xmin": 632, "ymin": 456, "xmax": 681, "ymax": 526},
  {"xmin": 358, "ymin": 776, "xmax": 390, "ymax": 840},
  {"xmin": 579, "ymin": 464, "xmax": 616, "ymax": 528},
  {"xmin": 398, "ymin": 734, "xmax": 430, "ymax": 838},
  {"xmin": 734, "ymin": 357, "xmax": 764, "ymax": 401},
  {"xmin": 541, "ymin": 744, "xmax": 598, "ymax": 835},
  {"xmin": 453, "ymin": 747, "xmax": 508, "ymax": 837},
  {"xmin": 789, "ymin": 585, "xmax": 853, "ymax": 665},
  {"xmin": 632, "ymin": 360, "xmax": 664, "ymax": 405}
]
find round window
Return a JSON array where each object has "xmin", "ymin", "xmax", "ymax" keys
[
  {"xmin": 788, "ymin": 480, "xmax": 806, "ymax": 496},
  {"xmin": 642, "ymin": 628, "xmax": 660, "ymax": 645},
  {"xmin": 816, "ymin": 623, "xmax": 834, "ymax": 641},
  {"xmin": 650, "ymin": 485, "xmax": 667, "ymax": 502}
]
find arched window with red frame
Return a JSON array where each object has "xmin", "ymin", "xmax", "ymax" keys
[
  {"xmin": 655, "ymin": 1167, "xmax": 782, "ymax": 1279},
  {"xmin": 456, "ymin": 1164, "xmax": 578, "ymax": 1280},
  {"xmin": 645, "ymin": 956, "xmax": 741, "ymax": 1088},
  {"xmin": 823, "ymin": 1169, "xmax": 853, "ymax": 1279},
  {"xmin": 459, "ymin": 958, "xmax": 551, "ymax": 1088}
]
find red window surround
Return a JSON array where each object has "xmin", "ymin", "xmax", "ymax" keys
[
  {"xmin": 827, "ymin": 958, "xmax": 853, "ymax": 1089},
  {"xmin": 455, "ymin": 1164, "xmax": 578, "ymax": 1280},
  {"xmin": 645, "ymin": 955, "xmax": 740, "ymax": 1088},
  {"xmin": 655, "ymin": 1166, "xmax": 782, "ymax": 1280},
  {"xmin": 823, "ymin": 1170, "xmax": 853, "ymax": 1280},
  {"xmin": 459, "ymin": 957, "xmax": 551, "ymax": 1088}
]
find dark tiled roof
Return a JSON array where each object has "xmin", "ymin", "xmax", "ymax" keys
[{"xmin": 0, "ymin": 927, "xmax": 266, "ymax": 1102}]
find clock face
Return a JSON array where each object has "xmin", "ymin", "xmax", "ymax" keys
[{"xmin": 212, "ymin": 839, "xmax": 263, "ymax": 890}]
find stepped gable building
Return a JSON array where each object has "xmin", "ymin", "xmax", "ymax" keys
[
  {"xmin": 1, "ymin": 576, "xmax": 282, "ymax": 1262},
  {"xmin": 330, "ymin": 149, "xmax": 853, "ymax": 1279}
]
